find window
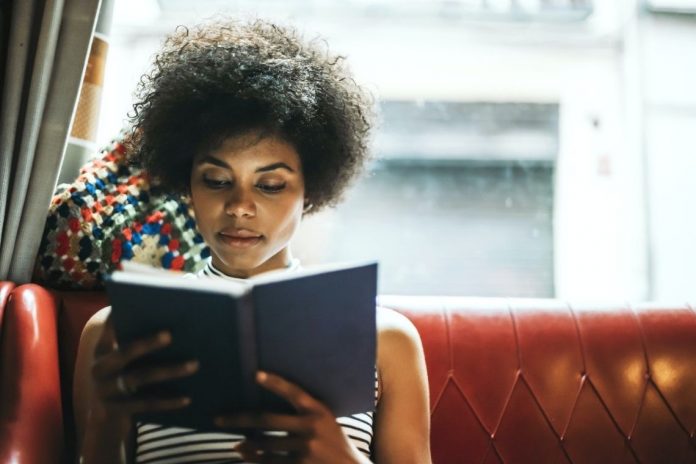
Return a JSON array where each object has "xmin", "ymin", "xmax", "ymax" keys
[
  {"xmin": 294, "ymin": 102, "xmax": 557, "ymax": 296},
  {"xmin": 95, "ymin": 0, "xmax": 692, "ymax": 301}
]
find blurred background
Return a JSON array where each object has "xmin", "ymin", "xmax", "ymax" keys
[{"xmin": 61, "ymin": 0, "xmax": 696, "ymax": 301}]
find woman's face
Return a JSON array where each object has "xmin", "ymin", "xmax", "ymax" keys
[{"xmin": 189, "ymin": 132, "xmax": 305, "ymax": 278}]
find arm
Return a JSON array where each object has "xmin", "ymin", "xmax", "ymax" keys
[
  {"xmin": 74, "ymin": 307, "xmax": 197, "ymax": 464},
  {"xmin": 74, "ymin": 307, "xmax": 132, "ymax": 463},
  {"xmin": 215, "ymin": 307, "xmax": 432, "ymax": 464},
  {"xmin": 372, "ymin": 307, "xmax": 432, "ymax": 464}
]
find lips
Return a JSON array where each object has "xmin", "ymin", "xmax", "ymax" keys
[{"xmin": 218, "ymin": 228, "xmax": 263, "ymax": 248}]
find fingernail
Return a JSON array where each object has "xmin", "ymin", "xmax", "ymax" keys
[
  {"xmin": 182, "ymin": 397, "xmax": 191, "ymax": 405},
  {"xmin": 256, "ymin": 371, "xmax": 267, "ymax": 383},
  {"xmin": 186, "ymin": 361, "xmax": 199, "ymax": 372},
  {"xmin": 159, "ymin": 331, "xmax": 172, "ymax": 343}
]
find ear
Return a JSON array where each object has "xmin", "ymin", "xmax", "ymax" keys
[
  {"xmin": 185, "ymin": 185, "xmax": 194, "ymax": 206},
  {"xmin": 184, "ymin": 189, "xmax": 195, "ymax": 215},
  {"xmin": 302, "ymin": 198, "xmax": 313, "ymax": 214}
]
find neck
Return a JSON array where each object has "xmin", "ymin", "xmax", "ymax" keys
[{"xmin": 210, "ymin": 249, "xmax": 294, "ymax": 279}]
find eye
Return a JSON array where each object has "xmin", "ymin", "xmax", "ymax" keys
[
  {"xmin": 256, "ymin": 183, "xmax": 286, "ymax": 193},
  {"xmin": 203, "ymin": 176, "xmax": 231, "ymax": 189}
]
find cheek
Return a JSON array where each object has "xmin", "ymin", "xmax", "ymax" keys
[
  {"xmin": 190, "ymin": 190, "xmax": 216, "ymax": 233},
  {"xmin": 266, "ymin": 199, "xmax": 303, "ymax": 240}
]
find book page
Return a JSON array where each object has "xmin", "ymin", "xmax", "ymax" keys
[
  {"xmin": 113, "ymin": 262, "xmax": 250, "ymax": 297},
  {"xmin": 250, "ymin": 259, "xmax": 378, "ymax": 287}
]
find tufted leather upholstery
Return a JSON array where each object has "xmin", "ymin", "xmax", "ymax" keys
[
  {"xmin": 0, "ymin": 284, "xmax": 63, "ymax": 463},
  {"xmin": 1, "ymin": 284, "xmax": 695, "ymax": 463},
  {"xmin": 379, "ymin": 296, "xmax": 696, "ymax": 464}
]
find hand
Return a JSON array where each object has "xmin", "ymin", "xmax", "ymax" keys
[
  {"xmin": 90, "ymin": 315, "xmax": 198, "ymax": 421},
  {"xmin": 215, "ymin": 371, "xmax": 370, "ymax": 464}
]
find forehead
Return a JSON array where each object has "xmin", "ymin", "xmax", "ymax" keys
[{"xmin": 199, "ymin": 132, "xmax": 301, "ymax": 168}]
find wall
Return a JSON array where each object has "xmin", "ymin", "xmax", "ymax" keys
[
  {"xmin": 638, "ymin": 12, "xmax": 696, "ymax": 300},
  {"xmin": 94, "ymin": 2, "xmax": 664, "ymax": 300}
]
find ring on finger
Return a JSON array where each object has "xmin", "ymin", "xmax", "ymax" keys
[{"xmin": 116, "ymin": 375, "xmax": 137, "ymax": 395}]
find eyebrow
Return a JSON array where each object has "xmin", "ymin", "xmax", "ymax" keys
[{"xmin": 198, "ymin": 155, "xmax": 296, "ymax": 173}]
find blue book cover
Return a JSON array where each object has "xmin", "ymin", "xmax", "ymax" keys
[{"xmin": 106, "ymin": 261, "xmax": 377, "ymax": 431}]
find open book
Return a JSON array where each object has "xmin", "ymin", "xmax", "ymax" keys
[{"xmin": 105, "ymin": 260, "xmax": 377, "ymax": 430}]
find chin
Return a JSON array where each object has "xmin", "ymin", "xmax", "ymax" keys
[
  {"xmin": 209, "ymin": 237, "xmax": 266, "ymax": 270},
  {"xmin": 216, "ymin": 254, "xmax": 263, "ymax": 273}
]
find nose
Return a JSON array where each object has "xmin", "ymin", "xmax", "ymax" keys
[{"xmin": 224, "ymin": 187, "xmax": 256, "ymax": 218}]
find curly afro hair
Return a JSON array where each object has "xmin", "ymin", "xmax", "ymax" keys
[{"xmin": 128, "ymin": 18, "xmax": 374, "ymax": 213}]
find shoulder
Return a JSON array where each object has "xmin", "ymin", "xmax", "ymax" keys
[
  {"xmin": 376, "ymin": 307, "xmax": 425, "ymax": 387},
  {"xmin": 83, "ymin": 306, "xmax": 111, "ymax": 334},
  {"xmin": 79, "ymin": 306, "xmax": 112, "ymax": 349},
  {"xmin": 372, "ymin": 307, "xmax": 431, "ymax": 462},
  {"xmin": 377, "ymin": 306, "xmax": 421, "ymax": 351}
]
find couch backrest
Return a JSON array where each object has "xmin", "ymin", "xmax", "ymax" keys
[
  {"xmin": 378, "ymin": 296, "xmax": 696, "ymax": 464},
  {"xmin": 2, "ymin": 285, "xmax": 695, "ymax": 463},
  {"xmin": 56, "ymin": 290, "xmax": 109, "ymax": 462},
  {"xmin": 0, "ymin": 284, "xmax": 64, "ymax": 463}
]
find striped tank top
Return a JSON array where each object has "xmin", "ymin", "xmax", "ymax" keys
[{"xmin": 134, "ymin": 259, "xmax": 380, "ymax": 463}]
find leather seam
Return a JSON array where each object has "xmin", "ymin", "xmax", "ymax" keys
[
  {"xmin": 566, "ymin": 301, "xmax": 587, "ymax": 376},
  {"xmin": 632, "ymin": 301, "xmax": 695, "ymax": 446},
  {"xmin": 428, "ymin": 305, "xmax": 452, "ymax": 414},
  {"xmin": 584, "ymin": 376, "xmax": 644, "ymax": 463},
  {"xmin": 490, "ymin": 369, "xmax": 522, "ymax": 439},
  {"xmin": 449, "ymin": 374, "xmax": 493, "ymax": 438},
  {"xmin": 627, "ymin": 301, "xmax": 651, "ymax": 439},
  {"xmin": 561, "ymin": 370, "xmax": 587, "ymax": 441},
  {"xmin": 518, "ymin": 374, "xmax": 574, "ymax": 463},
  {"xmin": 506, "ymin": 299, "xmax": 523, "ymax": 375}
]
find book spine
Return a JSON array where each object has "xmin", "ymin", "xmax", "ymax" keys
[{"xmin": 237, "ymin": 291, "xmax": 260, "ymax": 410}]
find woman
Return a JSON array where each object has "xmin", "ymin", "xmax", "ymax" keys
[{"xmin": 74, "ymin": 19, "xmax": 431, "ymax": 464}]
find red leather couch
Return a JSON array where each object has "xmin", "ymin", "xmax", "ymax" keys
[{"xmin": 1, "ymin": 283, "xmax": 695, "ymax": 463}]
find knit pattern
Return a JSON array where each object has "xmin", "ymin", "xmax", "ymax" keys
[{"xmin": 34, "ymin": 134, "xmax": 209, "ymax": 289}]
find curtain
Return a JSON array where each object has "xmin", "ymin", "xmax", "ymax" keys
[{"xmin": 0, "ymin": 0, "xmax": 101, "ymax": 283}]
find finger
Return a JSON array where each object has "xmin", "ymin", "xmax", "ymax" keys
[
  {"xmin": 104, "ymin": 396, "xmax": 191, "ymax": 415},
  {"xmin": 92, "ymin": 331, "xmax": 172, "ymax": 380},
  {"xmin": 256, "ymin": 371, "xmax": 326, "ymax": 414},
  {"xmin": 99, "ymin": 360, "xmax": 199, "ymax": 399},
  {"xmin": 215, "ymin": 413, "xmax": 313, "ymax": 435},
  {"xmin": 128, "ymin": 359, "xmax": 199, "ymax": 390}
]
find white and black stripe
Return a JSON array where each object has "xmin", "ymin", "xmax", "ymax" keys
[
  {"xmin": 135, "ymin": 259, "xmax": 379, "ymax": 463},
  {"xmin": 196, "ymin": 259, "xmax": 302, "ymax": 281}
]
